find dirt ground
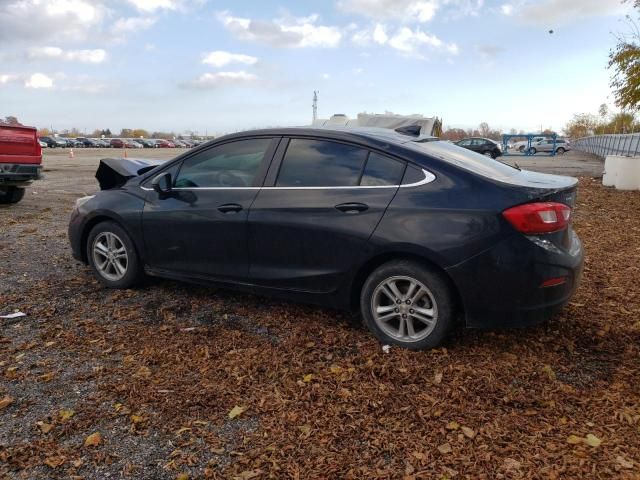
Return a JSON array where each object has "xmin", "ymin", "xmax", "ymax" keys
[{"xmin": 2, "ymin": 148, "xmax": 639, "ymax": 480}]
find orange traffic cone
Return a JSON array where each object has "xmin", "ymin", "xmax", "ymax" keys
[
  {"xmin": 69, "ymin": 148, "xmax": 74, "ymax": 159},
  {"xmin": 124, "ymin": 149, "xmax": 128, "ymax": 158}
]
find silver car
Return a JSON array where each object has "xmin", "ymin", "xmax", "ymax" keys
[{"xmin": 529, "ymin": 139, "xmax": 571, "ymax": 155}]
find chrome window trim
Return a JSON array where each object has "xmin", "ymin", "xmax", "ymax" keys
[{"xmin": 140, "ymin": 169, "xmax": 435, "ymax": 191}]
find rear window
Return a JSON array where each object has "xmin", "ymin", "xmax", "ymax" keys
[
  {"xmin": 361, "ymin": 153, "xmax": 405, "ymax": 186},
  {"xmin": 406, "ymin": 140, "xmax": 519, "ymax": 180}
]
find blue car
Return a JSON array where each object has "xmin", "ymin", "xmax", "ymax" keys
[{"xmin": 68, "ymin": 127, "xmax": 583, "ymax": 350}]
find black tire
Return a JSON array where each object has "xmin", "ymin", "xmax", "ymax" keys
[
  {"xmin": 86, "ymin": 221, "xmax": 144, "ymax": 288},
  {"xmin": 483, "ymin": 151, "xmax": 495, "ymax": 159},
  {"xmin": 556, "ymin": 147, "xmax": 566, "ymax": 155},
  {"xmin": 0, "ymin": 186, "xmax": 25, "ymax": 204},
  {"xmin": 518, "ymin": 145, "xmax": 525, "ymax": 152},
  {"xmin": 360, "ymin": 260, "xmax": 456, "ymax": 350},
  {"xmin": 529, "ymin": 147, "xmax": 537, "ymax": 155}
]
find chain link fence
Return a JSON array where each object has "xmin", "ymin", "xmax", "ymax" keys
[{"xmin": 573, "ymin": 134, "xmax": 640, "ymax": 158}]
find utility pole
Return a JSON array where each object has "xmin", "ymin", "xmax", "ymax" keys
[{"xmin": 312, "ymin": 91, "xmax": 319, "ymax": 124}]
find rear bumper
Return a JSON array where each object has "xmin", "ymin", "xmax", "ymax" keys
[
  {"xmin": 0, "ymin": 163, "xmax": 42, "ymax": 186},
  {"xmin": 446, "ymin": 230, "xmax": 584, "ymax": 328}
]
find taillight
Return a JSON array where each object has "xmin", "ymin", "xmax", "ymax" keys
[{"xmin": 502, "ymin": 202, "xmax": 572, "ymax": 234}]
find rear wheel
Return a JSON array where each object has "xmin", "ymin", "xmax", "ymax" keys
[
  {"xmin": 360, "ymin": 260, "xmax": 455, "ymax": 350},
  {"xmin": 518, "ymin": 145, "xmax": 525, "ymax": 152},
  {"xmin": 86, "ymin": 221, "xmax": 143, "ymax": 288},
  {"xmin": 483, "ymin": 151, "xmax": 495, "ymax": 159},
  {"xmin": 556, "ymin": 147, "xmax": 566, "ymax": 155},
  {"xmin": 0, "ymin": 186, "xmax": 25, "ymax": 204}
]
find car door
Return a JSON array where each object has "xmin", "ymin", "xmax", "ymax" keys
[
  {"xmin": 247, "ymin": 137, "xmax": 406, "ymax": 293},
  {"xmin": 141, "ymin": 137, "xmax": 278, "ymax": 280}
]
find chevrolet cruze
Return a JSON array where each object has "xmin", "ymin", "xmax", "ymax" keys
[{"xmin": 68, "ymin": 127, "xmax": 583, "ymax": 350}]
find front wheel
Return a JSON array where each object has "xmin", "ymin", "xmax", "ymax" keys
[
  {"xmin": 0, "ymin": 186, "xmax": 25, "ymax": 204},
  {"xmin": 360, "ymin": 260, "xmax": 456, "ymax": 350},
  {"xmin": 529, "ymin": 147, "xmax": 537, "ymax": 155},
  {"xmin": 483, "ymin": 151, "xmax": 495, "ymax": 159},
  {"xmin": 86, "ymin": 221, "xmax": 143, "ymax": 288}
]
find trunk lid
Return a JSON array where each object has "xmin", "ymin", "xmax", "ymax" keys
[
  {"xmin": 501, "ymin": 170, "xmax": 579, "ymax": 252},
  {"xmin": 96, "ymin": 157, "xmax": 165, "ymax": 190}
]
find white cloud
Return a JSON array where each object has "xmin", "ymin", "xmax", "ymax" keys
[
  {"xmin": 476, "ymin": 44, "xmax": 505, "ymax": 59},
  {"xmin": 372, "ymin": 24, "xmax": 388, "ymax": 44},
  {"xmin": 185, "ymin": 71, "xmax": 258, "ymax": 89},
  {"xmin": 518, "ymin": 0, "xmax": 625, "ymax": 24},
  {"xmin": 352, "ymin": 24, "xmax": 458, "ymax": 56},
  {"xmin": 111, "ymin": 16, "xmax": 157, "ymax": 35},
  {"xmin": 322, "ymin": 73, "xmax": 331, "ymax": 79},
  {"xmin": 125, "ymin": 0, "xmax": 178, "ymax": 12},
  {"xmin": 201, "ymin": 51, "xmax": 258, "ymax": 68},
  {"xmin": 27, "ymin": 46, "xmax": 107, "ymax": 64},
  {"xmin": 0, "ymin": 74, "xmax": 19, "ymax": 85},
  {"xmin": 0, "ymin": 0, "xmax": 106, "ymax": 44},
  {"xmin": 390, "ymin": 27, "xmax": 459, "ymax": 55},
  {"xmin": 338, "ymin": 0, "xmax": 439, "ymax": 23},
  {"xmin": 500, "ymin": 3, "xmax": 513, "ymax": 15},
  {"xmin": 218, "ymin": 11, "xmax": 342, "ymax": 48},
  {"xmin": 25, "ymin": 73, "xmax": 54, "ymax": 89}
]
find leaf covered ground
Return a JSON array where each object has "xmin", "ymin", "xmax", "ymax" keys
[{"xmin": 1, "ymin": 176, "xmax": 639, "ymax": 479}]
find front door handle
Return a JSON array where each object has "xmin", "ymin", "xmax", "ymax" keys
[
  {"xmin": 335, "ymin": 202, "xmax": 369, "ymax": 214},
  {"xmin": 218, "ymin": 203, "xmax": 243, "ymax": 214}
]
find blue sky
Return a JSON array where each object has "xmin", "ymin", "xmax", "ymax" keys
[{"xmin": 0, "ymin": 0, "xmax": 630, "ymax": 135}]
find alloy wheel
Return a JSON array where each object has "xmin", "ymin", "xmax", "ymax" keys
[
  {"xmin": 92, "ymin": 232, "xmax": 128, "ymax": 281},
  {"xmin": 371, "ymin": 275, "xmax": 438, "ymax": 343}
]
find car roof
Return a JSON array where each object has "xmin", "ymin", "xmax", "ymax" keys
[{"xmin": 213, "ymin": 126, "xmax": 438, "ymax": 149}]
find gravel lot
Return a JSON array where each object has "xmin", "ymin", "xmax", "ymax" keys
[{"xmin": 2, "ymin": 148, "xmax": 640, "ymax": 479}]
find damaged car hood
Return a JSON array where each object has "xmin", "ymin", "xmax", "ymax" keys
[{"xmin": 96, "ymin": 157, "xmax": 166, "ymax": 190}]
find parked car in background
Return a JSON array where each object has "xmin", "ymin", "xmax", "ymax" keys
[
  {"xmin": 76, "ymin": 137, "xmax": 98, "ymax": 148},
  {"xmin": 529, "ymin": 139, "xmax": 571, "ymax": 155},
  {"xmin": 512, "ymin": 136, "xmax": 546, "ymax": 153},
  {"xmin": 124, "ymin": 139, "xmax": 143, "ymax": 149},
  {"xmin": 0, "ymin": 124, "xmax": 42, "ymax": 204},
  {"xmin": 65, "ymin": 138, "xmax": 84, "ymax": 148},
  {"xmin": 39, "ymin": 140, "xmax": 48, "ymax": 148},
  {"xmin": 455, "ymin": 137, "xmax": 503, "ymax": 159},
  {"xmin": 155, "ymin": 139, "xmax": 175, "ymax": 148},
  {"xmin": 69, "ymin": 127, "xmax": 583, "ymax": 350},
  {"xmin": 39, "ymin": 136, "xmax": 58, "ymax": 148},
  {"xmin": 135, "ymin": 139, "xmax": 156, "ymax": 148},
  {"xmin": 110, "ymin": 139, "xmax": 125, "ymax": 148},
  {"xmin": 173, "ymin": 140, "xmax": 187, "ymax": 148},
  {"xmin": 94, "ymin": 139, "xmax": 111, "ymax": 148}
]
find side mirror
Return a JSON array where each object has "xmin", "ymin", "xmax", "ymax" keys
[{"xmin": 151, "ymin": 172, "xmax": 172, "ymax": 195}]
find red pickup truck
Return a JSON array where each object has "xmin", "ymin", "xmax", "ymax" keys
[{"xmin": 0, "ymin": 124, "xmax": 42, "ymax": 204}]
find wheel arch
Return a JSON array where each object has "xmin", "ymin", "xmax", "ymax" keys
[
  {"xmin": 80, "ymin": 214, "xmax": 136, "ymax": 264},
  {"xmin": 348, "ymin": 251, "xmax": 464, "ymax": 319}
]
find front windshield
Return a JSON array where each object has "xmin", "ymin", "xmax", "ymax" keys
[{"xmin": 406, "ymin": 140, "xmax": 519, "ymax": 180}]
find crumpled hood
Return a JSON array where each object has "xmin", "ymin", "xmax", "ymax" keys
[{"xmin": 95, "ymin": 157, "xmax": 166, "ymax": 190}]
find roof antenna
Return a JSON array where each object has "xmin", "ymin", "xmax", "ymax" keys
[{"xmin": 312, "ymin": 91, "xmax": 319, "ymax": 124}]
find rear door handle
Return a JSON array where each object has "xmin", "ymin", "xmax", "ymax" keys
[
  {"xmin": 335, "ymin": 202, "xmax": 368, "ymax": 214},
  {"xmin": 218, "ymin": 203, "xmax": 243, "ymax": 214}
]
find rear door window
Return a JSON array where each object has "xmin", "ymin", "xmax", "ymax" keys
[{"xmin": 276, "ymin": 139, "xmax": 367, "ymax": 187}]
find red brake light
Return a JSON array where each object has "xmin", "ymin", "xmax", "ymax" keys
[{"xmin": 502, "ymin": 202, "xmax": 572, "ymax": 234}]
